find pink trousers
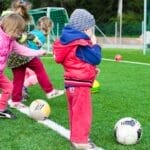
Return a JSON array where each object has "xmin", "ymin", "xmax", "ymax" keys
[
  {"xmin": 66, "ymin": 86, "xmax": 92, "ymax": 143},
  {"xmin": 0, "ymin": 74, "xmax": 13, "ymax": 111},
  {"xmin": 24, "ymin": 68, "xmax": 38, "ymax": 87},
  {"xmin": 12, "ymin": 57, "xmax": 53, "ymax": 102}
]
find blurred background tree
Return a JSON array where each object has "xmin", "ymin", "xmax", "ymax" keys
[
  {"xmin": 0, "ymin": 0, "xmax": 143, "ymax": 23},
  {"xmin": 0, "ymin": 0, "xmax": 144, "ymax": 36}
]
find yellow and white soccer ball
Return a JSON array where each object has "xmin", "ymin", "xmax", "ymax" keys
[
  {"xmin": 29, "ymin": 99, "xmax": 51, "ymax": 121},
  {"xmin": 91, "ymin": 80, "xmax": 101, "ymax": 93}
]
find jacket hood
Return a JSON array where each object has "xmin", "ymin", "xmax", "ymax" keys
[
  {"xmin": 60, "ymin": 25, "xmax": 90, "ymax": 44},
  {"xmin": 53, "ymin": 25, "xmax": 92, "ymax": 64},
  {"xmin": 53, "ymin": 39, "xmax": 91, "ymax": 64}
]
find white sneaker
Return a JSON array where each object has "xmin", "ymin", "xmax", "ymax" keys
[
  {"xmin": 8, "ymin": 99, "xmax": 26, "ymax": 109},
  {"xmin": 71, "ymin": 141, "xmax": 104, "ymax": 150},
  {"xmin": 46, "ymin": 89, "xmax": 65, "ymax": 99}
]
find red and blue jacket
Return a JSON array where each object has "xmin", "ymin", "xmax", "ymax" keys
[{"xmin": 53, "ymin": 25, "xmax": 102, "ymax": 87}]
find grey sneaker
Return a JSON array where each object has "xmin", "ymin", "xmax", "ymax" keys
[
  {"xmin": 71, "ymin": 141, "xmax": 104, "ymax": 150},
  {"xmin": 46, "ymin": 89, "xmax": 65, "ymax": 99},
  {"xmin": 8, "ymin": 99, "xmax": 26, "ymax": 109}
]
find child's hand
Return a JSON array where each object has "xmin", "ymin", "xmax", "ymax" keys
[
  {"xmin": 91, "ymin": 35, "xmax": 97, "ymax": 45},
  {"xmin": 96, "ymin": 68, "xmax": 100, "ymax": 77}
]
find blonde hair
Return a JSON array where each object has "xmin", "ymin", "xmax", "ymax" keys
[
  {"xmin": 1, "ymin": 13, "xmax": 25, "ymax": 37},
  {"xmin": 37, "ymin": 16, "xmax": 53, "ymax": 36},
  {"xmin": 11, "ymin": 0, "xmax": 31, "ymax": 22}
]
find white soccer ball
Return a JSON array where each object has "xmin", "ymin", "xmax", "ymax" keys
[
  {"xmin": 29, "ymin": 99, "xmax": 51, "ymax": 121},
  {"xmin": 114, "ymin": 117, "xmax": 142, "ymax": 145}
]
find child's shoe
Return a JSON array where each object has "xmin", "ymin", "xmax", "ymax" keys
[
  {"xmin": 0, "ymin": 109, "xmax": 16, "ymax": 119},
  {"xmin": 46, "ymin": 89, "xmax": 65, "ymax": 99},
  {"xmin": 71, "ymin": 141, "xmax": 104, "ymax": 150},
  {"xmin": 8, "ymin": 100, "xmax": 26, "ymax": 109}
]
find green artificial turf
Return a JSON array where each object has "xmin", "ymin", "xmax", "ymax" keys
[{"xmin": 1, "ymin": 48, "xmax": 150, "ymax": 150}]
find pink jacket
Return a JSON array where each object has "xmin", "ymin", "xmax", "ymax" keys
[{"xmin": 0, "ymin": 27, "xmax": 44, "ymax": 74}]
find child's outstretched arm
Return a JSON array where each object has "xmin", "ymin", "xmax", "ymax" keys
[{"xmin": 12, "ymin": 41, "xmax": 46, "ymax": 57}]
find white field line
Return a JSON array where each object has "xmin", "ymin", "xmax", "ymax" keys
[
  {"xmin": 15, "ymin": 105, "xmax": 104, "ymax": 149},
  {"xmin": 17, "ymin": 105, "xmax": 70, "ymax": 140},
  {"xmin": 43, "ymin": 57, "xmax": 150, "ymax": 66},
  {"xmin": 103, "ymin": 58, "xmax": 150, "ymax": 66}
]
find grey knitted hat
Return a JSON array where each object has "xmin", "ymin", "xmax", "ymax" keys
[{"xmin": 69, "ymin": 9, "xmax": 95, "ymax": 31}]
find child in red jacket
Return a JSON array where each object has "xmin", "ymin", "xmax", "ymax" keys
[{"xmin": 53, "ymin": 9, "xmax": 103, "ymax": 150}]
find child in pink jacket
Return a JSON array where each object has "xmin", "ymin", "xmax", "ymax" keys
[{"xmin": 0, "ymin": 14, "xmax": 45, "ymax": 119}]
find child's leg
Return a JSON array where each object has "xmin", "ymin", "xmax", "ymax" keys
[
  {"xmin": 66, "ymin": 87, "xmax": 92, "ymax": 143},
  {"xmin": 12, "ymin": 66, "xmax": 26, "ymax": 102},
  {"xmin": 26, "ymin": 57, "xmax": 53, "ymax": 93},
  {"xmin": 24, "ymin": 68, "xmax": 38, "ymax": 87},
  {"xmin": 0, "ymin": 74, "xmax": 13, "ymax": 111}
]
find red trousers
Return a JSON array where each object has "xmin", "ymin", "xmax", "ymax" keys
[
  {"xmin": 66, "ymin": 87, "xmax": 92, "ymax": 143},
  {"xmin": 12, "ymin": 57, "xmax": 53, "ymax": 102},
  {"xmin": 0, "ymin": 74, "xmax": 13, "ymax": 111}
]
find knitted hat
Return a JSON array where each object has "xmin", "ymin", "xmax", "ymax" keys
[{"xmin": 69, "ymin": 9, "xmax": 95, "ymax": 31}]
